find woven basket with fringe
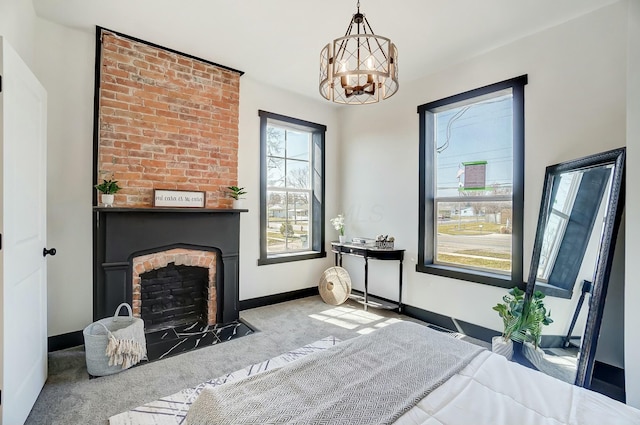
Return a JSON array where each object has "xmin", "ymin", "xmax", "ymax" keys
[{"xmin": 83, "ymin": 303, "xmax": 146, "ymax": 376}]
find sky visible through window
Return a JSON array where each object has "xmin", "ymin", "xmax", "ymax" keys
[{"xmin": 435, "ymin": 94, "xmax": 513, "ymax": 197}]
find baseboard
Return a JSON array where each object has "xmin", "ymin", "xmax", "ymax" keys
[
  {"xmin": 48, "ymin": 330, "xmax": 84, "ymax": 352},
  {"xmin": 402, "ymin": 304, "xmax": 500, "ymax": 344},
  {"xmin": 239, "ymin": 287, "xmax": 319, "ymax": 311}
]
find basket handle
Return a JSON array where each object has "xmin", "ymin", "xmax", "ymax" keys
[
  {"xmin": 90, "ymin": 321, "xmax": 113, "ymax": 336},
  {"xmin": 112, "ymin": 303, "xmax": 133, "ymax": 322}
]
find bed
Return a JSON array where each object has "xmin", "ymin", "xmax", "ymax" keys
[{"xmin": 185, "ymin": 321, "xmax": 640, "ymax": 425}]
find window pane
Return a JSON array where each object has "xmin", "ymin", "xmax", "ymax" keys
[
  {"xmin": 286, "ymin": 192, "xmax": 310, "ymax": 251},
  {"xmin": 267, "ymin": 157, "xmax": 285, "ymax": 187},
  {"xmin": 266, "ymin": 191, "xmax": 287, "ymax": 253},
  {"xmin": 266, "ymin": 126, "xmax": 285, "ymax": 157},
  {"xmin": 435, "ymin": 201, "xmax": 512, "ymax": 273},
  {"xmin": 435, "ymin": 93, "xmax": 513, "ymax": 198},
  {"xmin": 286, "ymin": 130, "xmax": 309, "ymax": 161},
  {"xmin": 286, "ymin": 159, "xmax": 310, "ymax": 188}
]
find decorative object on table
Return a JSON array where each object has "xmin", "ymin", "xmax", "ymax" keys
[
  {"xmin": 83, "ymin": 303, "xmax": 147, "ymax": 376},
  {"xmin": 375, "ymin": 234, "xmax": 395, "ymax": 249},
  {"xmin": 318, "ymin": 266, "xmax": 352, "ymax": 305},
  {"xmin": 153, "ymin": 189, "xmax": 206, "ymax": 208},
  {"xmin": 319, "ymin": 0, "xmax": 398, "ymax": 105},
  {"xmin": 95, "ymin": 178, "xmax": 121, "ymax": 207},
  {"xmin": 330, "ymin": 213, "xmax": 346, "ymax": 243},
  {"xmin": 491, "ymin": 287, "xmax": 526, "ymax": 360},
  {"xmin": 227, "ymin": 186, "xmax": 247, "ymax": 209}
]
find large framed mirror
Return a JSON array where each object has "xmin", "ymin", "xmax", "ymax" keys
[{"xmin": 524, "ymin": 147, "xmax": 625, "ymax": 388}]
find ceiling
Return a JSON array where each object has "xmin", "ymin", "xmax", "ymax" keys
[{"xmin": 33, "ymin": 0, "xmax": 619, "ymax": 104}]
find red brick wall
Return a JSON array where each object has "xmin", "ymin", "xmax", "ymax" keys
[{"xmin": 97, "ymin": 31, "xmax": 240, "ymax": 208}]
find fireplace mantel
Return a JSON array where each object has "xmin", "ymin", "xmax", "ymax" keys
[
  {"xmin": 93, "ymin": 207, "xmax": 246, "ymax": 324},
  {"xmin": 94, "ymin": 207, "xmax": 249, "ymax": 213}
]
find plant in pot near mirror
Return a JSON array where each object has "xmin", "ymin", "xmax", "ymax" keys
[
  {"xmin": 492, "ymin": 287, "xmax": 527, "ymax": 360},
  {"xmin": 95, "ymin": 178, "xmax": 121, "ymax": 207},
  {"xmin": 227, "ymin": 186, "xmax": 247, "ymax": 209},
  {"xmin": 518, "ymin": 290, "xmax": 553, "ymax": 367}
]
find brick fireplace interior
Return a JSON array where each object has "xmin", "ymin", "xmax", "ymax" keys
[{"xmin": 133, "ymin": 248, "xmax": 217, "ymax": 330}]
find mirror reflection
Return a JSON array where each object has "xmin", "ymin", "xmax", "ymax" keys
[{"xmin": 524, "ymin": 148, "xmax": 625, "ymax": 388}]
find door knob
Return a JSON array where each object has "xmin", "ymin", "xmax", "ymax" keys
[{"xmin": 43, "ymin": 247, "xmax": 57, "ymax": 257}]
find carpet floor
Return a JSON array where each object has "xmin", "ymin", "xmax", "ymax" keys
[{"xmin": 25, "ymin": 296, "xmax": 487, "ymax": 425}]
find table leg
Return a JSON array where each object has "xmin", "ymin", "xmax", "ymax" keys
[{"xmin": 364, "ymin": 257, "xmax": 369, "ymax": 311}]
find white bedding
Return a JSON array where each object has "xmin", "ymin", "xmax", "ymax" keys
[
  {"xmin": 396, "ymin": 350, "xmax": 640, "ymax": 425},
  {"xmin": 120, "ymin": 326, "xmax": 640, "ymax": 425}
]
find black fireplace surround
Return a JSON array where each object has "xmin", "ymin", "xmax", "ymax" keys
[{"xmin": 93, "ymin": 208, "xmax": 243, "ymax": 324}]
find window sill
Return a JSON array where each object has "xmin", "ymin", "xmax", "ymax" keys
[
  {"xmin": 258, "ymin": 251, "xmax": 326, "ymax": 266},
  {"xmin": 416, "ymin": 263, "xmax": 522, "ymax": 290}
]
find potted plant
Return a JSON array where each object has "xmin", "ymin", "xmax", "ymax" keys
[
  {"xmin": 492, "ymin": 286, "xmax": 527, "ymax": 360},
  {"xmin": 330, "ymin": 214, "xmax": 346, "ymax": 243},
  {"xmin": 95, "ymin": 178, "xmax": 121, "ymax": 207},
  {"xmin": 519, "ymin": 290, "xmax": 553, "ymax": 366},
  {"xmin": 227, "ymin": 186, "xmax": 247, "ymax": 209},
  {"xmin": 493, "ymin": 287, "xmax": 553, "ymax": 361}
]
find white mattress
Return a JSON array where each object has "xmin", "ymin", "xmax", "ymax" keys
[{"xmin": 395, "ymin": 350, "xmax": 640, "ymax": 425}]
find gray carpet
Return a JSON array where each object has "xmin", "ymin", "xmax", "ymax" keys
[{"xmin": 26, "ymin": 296, "xmax": 488, "ymax": 425}]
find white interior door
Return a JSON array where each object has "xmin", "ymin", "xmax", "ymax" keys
[{"xmin": 0, "ymin": 37, "xmax": 48, "ymax": 425}]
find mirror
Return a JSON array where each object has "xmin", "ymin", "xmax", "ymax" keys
[{"xmin": 524, "ymin": 147, "xmax": 625, "ymax": 388}]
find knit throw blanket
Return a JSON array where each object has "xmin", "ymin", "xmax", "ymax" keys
[
  {"xmin": 186, "ymin": 321, "xmax": 484, "ymax": 425},
  {"xmin": 105, "ymin": 320, "xmax": 147, "ymax": 369}
]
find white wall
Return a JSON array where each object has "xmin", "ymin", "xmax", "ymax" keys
[
  {"xmin": 31, "ymin": 19, "xmax": 339, "ymax": 335},
  {"xmin": 624, "ymin": 0, "xmax": 640, "ymax": 409},
  {"xmin": 34, "ymin": 19, "xmax": 95, "ymax": 337},
  {"xmin": 0, "ymin": 0, "xmax": 37, "ymax": 69},
  {"xmin": 237, "ymin": 77, "xmax": 339, "ymax": 300},
  {"xmin": 338, "ymin": 2, "xmax": 628, "ymax": 336}
]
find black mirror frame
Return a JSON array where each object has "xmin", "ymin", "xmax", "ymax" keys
[{"xmin": 525, "ymin": 147, "xmax": 625, "ymax": 388}]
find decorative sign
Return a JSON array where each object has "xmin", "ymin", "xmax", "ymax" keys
[
  {"xmin": 462, "ymin": 161, "xmax": 487, "ymax": 190},
  {"xmin": 153, "ymin": 189, "xmax": 206, "ymax": 208}
]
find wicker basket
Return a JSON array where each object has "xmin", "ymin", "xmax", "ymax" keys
[{"xmin": 83, "ymin": 303, "xmax": 146, "ymax": 376}]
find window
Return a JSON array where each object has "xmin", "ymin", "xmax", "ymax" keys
[
  {"xmin": 258, "ymin": 110, "xmax": 326, "ymax": 265},
  {"xmin": 417, "ymin": 76, "xmax": 527, "ymax": 287}
]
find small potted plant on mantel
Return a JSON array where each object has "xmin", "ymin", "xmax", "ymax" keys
[
  {"xmin": 95, "ymin": 178, "xmax": 121, "ymax": 207},
  {"xmin": 227, "ymin": 186, "xmax": 247, "ymax": 209}
]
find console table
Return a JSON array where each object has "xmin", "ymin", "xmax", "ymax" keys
[{"xmin": 331, "ymin": 242, "xmax": 405, "ymax": 312}]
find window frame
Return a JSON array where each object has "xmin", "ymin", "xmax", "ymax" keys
[
  {"xmin": 416, "ymin": 76, "xmax": 527, "ymax": 288},
  {"xmin": 258, "ymin": 110, "xmax": 327, "ymax": 265}
]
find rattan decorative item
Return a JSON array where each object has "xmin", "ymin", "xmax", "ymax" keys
[{"xmin": 319, "ymin": 267, "xmax": 352, "ymax": 305}]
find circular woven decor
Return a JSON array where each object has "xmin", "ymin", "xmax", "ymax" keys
[{"xmin": 318, "ymin": 267, "xmax": 352, "ymax": 305}]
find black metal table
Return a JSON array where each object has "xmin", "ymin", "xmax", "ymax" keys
[{"xmin": 331, "ymin": 242, "xmax": 405, "ymax": 312}]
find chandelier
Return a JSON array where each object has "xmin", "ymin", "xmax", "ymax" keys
[{"xmin": 319, "ymin": 0, "xmax": 398, "ymax": 105}]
